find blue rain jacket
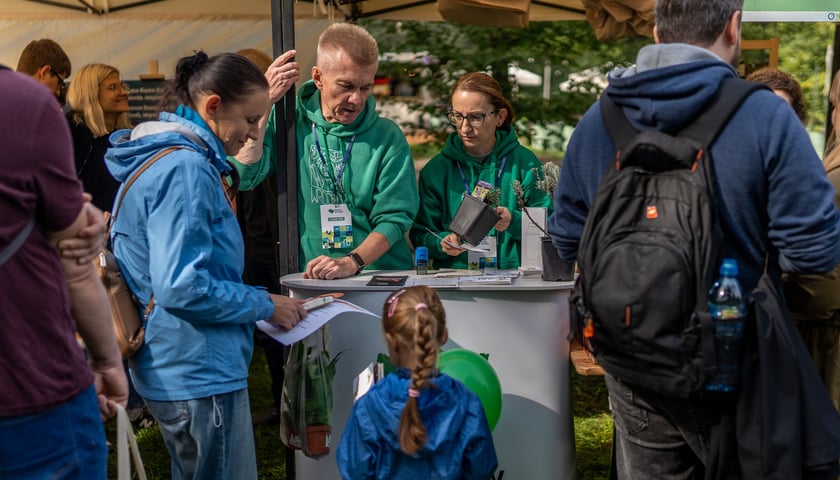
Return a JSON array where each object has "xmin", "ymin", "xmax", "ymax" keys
[
  {"xmin": 337, "ymin": 369, "xmax": 498, "ymax": 479},
  {"xmin": 105, "ymin": 108, "xmax": 275, "ymax": 401}
]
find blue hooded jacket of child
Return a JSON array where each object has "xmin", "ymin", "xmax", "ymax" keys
[{"xmin": 337, "ymin": 369, "xmax": 498, "ymax": 480}]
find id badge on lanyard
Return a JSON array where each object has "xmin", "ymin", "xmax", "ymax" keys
[
  {"xmin": 314, "ymin": 123, "xmax": 357, "ymax": 249},
  {"xmin": 320, "ymin": 204, "xmax": 353, "ymax": 249}
]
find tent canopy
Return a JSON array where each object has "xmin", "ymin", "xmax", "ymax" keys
[
  {"xmin": 1, "ymin": 1, "xmax": 653, "ymax": 38},
  {"xmin": 2, "ymin": 0, "xmax": 586, "ymax": 21},
  {"xmin": 0, "ymin": 0, "xmax": 652, "ymax": 80}
]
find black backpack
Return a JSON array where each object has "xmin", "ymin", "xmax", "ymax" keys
[{"xmin": 572, "ymin": 78, "xmax": 764, "ymax": 397}]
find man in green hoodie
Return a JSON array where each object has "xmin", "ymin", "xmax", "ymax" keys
[{"xmin": 231, "ymin": 23, "xmax": 418, "ymax": 280}]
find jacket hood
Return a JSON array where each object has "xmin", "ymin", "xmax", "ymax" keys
[
  {"xmin": 367, "ymin": 370, "xmax": 472, "ymax": 456},
  {"xmin": 106, "ymin": 110, "xmax": 230, "ymax": 182},
  {"xmin": 440, "ymin": 126, "xmax": 520, "ymax": 168},
  {"xmin": 298, "ymin": 79, "xmax": 380, "ymax": 138},
  {"xmin": 605, "ymin": 43, "xmax": 739, "ymax": 133}
]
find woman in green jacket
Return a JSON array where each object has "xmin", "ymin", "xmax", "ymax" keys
[{"xmin": 410, "ymin": 72, "xmax": 552, "ymax": 270}]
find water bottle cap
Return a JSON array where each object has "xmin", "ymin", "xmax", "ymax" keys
[{"xmin": 720, "ymin": 258, "xmax": 738, "ymax": 277}]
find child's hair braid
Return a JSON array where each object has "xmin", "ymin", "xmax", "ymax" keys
[{"xmin": 381, "ymin": 286, "xmax": 447, "ymax": 454}]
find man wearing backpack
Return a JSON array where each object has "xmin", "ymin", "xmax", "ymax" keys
[{"xmin": 548, "ymin": 0, "xmax": 840, "ymax": 478}]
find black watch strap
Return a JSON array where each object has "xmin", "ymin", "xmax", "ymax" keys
[{"xmin": 347, "ymin": 252, "xmax": 365, "ymax": 275}]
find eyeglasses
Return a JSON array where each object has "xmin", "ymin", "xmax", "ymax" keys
[
  {"xmin": 49, "ymin": 66, "xmax": 68, "ymax": 95},
  {"xmin": 447, "ymin": 109, "xmax": 498, "ymax": 128},
  {"xmin": 104, "ymin": 82, "xmax": 130, "ymax": 93}
]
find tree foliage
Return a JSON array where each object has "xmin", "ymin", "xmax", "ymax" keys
[
  {"xmin": 742, "ymin": 22, "xmax": 834, "ymax": 133},
  {"xmin": 361, "ymin": 19, "xmax": 649, "ymax": 151},
  {"xmin": 361, "ymin": 19, "xmax": 836, "ymax": 152}
]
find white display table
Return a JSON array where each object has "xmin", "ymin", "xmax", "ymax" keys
[{"xmin": 281, "ymin": 271, "xmax": 575, "ymax": 479}]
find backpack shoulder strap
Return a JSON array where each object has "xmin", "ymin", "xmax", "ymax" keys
[
  {"xmin": 599, "ymin": 93, "xmax": 637, "ymax": 150},
  {"xmin": 599, "ymin": 77, "xmax": 766, "ymax": 149},
  {"xmin": 679, "ymin": 78, "xmax": 766, "ymax": 146},
  {"xmin": 108, "ymin": 146, "xmax": 182, "ymax": 233},
  {"xmin": 0, "ymin": 217, "xmax": 35, "ymax": 268}
]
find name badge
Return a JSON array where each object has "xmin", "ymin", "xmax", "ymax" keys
[{"xmin": 320, "ymin": 203, "xmax": 353, "ymax": 249}]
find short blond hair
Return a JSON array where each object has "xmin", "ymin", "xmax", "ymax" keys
[
  {"xmin": 316, "ymin": 23, "xmax": 378, "ymax": 73},
  {"xmin": 66, "ymin": 63, "xmax": 131, "ymax": 137}
]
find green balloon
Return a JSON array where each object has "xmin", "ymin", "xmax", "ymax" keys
[{"xmin": 437, "ymin": 349, "xmax": 502, "ymax": 431}]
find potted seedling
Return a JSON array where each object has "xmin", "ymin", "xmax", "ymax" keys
[
  {"xmin": 512, "ymin": 161, "xmax": 574, "ymax": 281},
  {"xmin": 448, "ymin": 181, "xmax": 502, "ymax": 246},
  {"xmin": 281, "ymin": 327, "xmax": 344, "ymax": 459}
]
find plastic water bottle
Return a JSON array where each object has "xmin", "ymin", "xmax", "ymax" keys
[
  {"xmin": 415, "ymin": 246, "xmax": 429, "ymax": 275},
  {"xmin": 706, "ymin": 258, "xmax": 746, "ymax": 392}
]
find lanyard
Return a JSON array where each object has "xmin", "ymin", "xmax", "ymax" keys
[
  {"xmin": 456, "ymin": 155, "xmax": 507, "ymax": 194},
  {"xmin": 312, "ymin": 122, "xmax": 356, "ymax": 201}
]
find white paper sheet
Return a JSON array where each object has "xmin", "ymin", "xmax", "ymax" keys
[{"xmin": 256, "ymin": 298, "xmax": 379, "ymax": 345}]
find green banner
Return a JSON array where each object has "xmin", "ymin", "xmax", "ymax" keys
[
  {"xmin": 743, "ymin": 0, "xmax": 840, "ymax": 21},
  {"xmin": 745, "ymin": 0, "xmax": 839, "ymax": 10}
]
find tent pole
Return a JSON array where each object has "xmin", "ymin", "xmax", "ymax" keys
[
  {"xmin": 271, "ymin": 0, "xmax": 298, "ymax": 474},
  {"xmin": 272, "ymin": 0, "xmax": 299, "ymax": 289}
]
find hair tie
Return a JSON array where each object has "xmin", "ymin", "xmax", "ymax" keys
[
  {"xmin": 408, "ymin": 388, "xmax": 420, "ymax": 398},
  {"xmin": 386, "ymin": 288, "xmax": 407, "ymax": 318},
  {"xmin": 414, "ymin": 303, "xmax": 428, "ymax": 311}
]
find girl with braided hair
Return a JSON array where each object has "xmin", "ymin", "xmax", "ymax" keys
[{"xmin": 337, "ymin": 286, "xmax": 497, "ymax": 479}]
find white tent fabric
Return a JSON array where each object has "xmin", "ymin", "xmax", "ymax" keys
[
  {"xmin": 0, "ymin": 0, "xmax": 586, "ymax": 21},
  {"xmin": 0, "ymin": 15, "xmax": 328, "ymax": 81},
  {"xmin": 0, "ymin": 0, "xmax": 590, "ymax": 80}
]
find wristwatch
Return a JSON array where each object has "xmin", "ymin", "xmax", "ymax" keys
[{"xmin": 347, "ymin": 252, "xmax": 365, "ymax": 275}]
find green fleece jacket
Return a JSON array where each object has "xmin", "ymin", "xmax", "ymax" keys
[
  {"xmin": 228, "ymin": 107, "xmax": 276, "ymax": 192},
  {"xmin": 410, "ymin": 128, "xmax": 552, "ymax": 269},
  {"xmin": 297, "ymin": 80, "xmax": 417, "ymax": 269},
  {"xmin": 229, "ymin": 82, "xmax": 418, "ymax": 271}
]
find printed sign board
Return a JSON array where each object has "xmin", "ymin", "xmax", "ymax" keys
[{"xmin": 126, "ymin": 80, "xmax": 166, "ymax": 125}]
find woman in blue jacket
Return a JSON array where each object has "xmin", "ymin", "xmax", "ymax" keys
[{"xmin": 105, "ymin": 52, "xmax": 306, "ymax": 479}]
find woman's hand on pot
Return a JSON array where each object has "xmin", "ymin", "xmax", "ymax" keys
[{"xmin": 494, "ymin": 207, "xmax": 511, "ymax": 232}]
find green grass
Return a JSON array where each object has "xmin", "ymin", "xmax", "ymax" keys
[
  {"xmin": 106, "ymin": 353, "xmax": 613, "ymax": 479},
  {"xmin": 572, "ymin": 369, "xmax": 614, "ymax": 480},
  {"xmin": 105, "ymin": 348, "xmax": 289, "ymax": 479}
]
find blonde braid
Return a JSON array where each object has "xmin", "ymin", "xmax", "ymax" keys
[
  {"xmin": 383, "ymin": 287, "xmax": 446, "ymax": 455},
  {"xmin": 398, "ymin": 305, "xmax": 438, "ymax": 454}
]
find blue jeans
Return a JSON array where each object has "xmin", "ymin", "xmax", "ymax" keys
[
  {"xmin": 605, "ymin": 373, "xmax": 710, "ymax": 479},
  {"xmin": 145, "ymin": 388, "xmax": 257, "ymax": 480},
  {"xmin": 0, "ymin": 384, "xmax": 107, "ymax": 479}
]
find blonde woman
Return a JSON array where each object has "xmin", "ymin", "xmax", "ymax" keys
[{"xmin": 66, "ymin": 63, "xmax": 131, "ymax": 211}]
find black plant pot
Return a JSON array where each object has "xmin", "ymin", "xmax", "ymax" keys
[
  {"xmin": 448, "ymin": 194, "xmax": 500, "ymax": 246},
  {"xmin": 541, "ymin": 236, "xmax": 575, "ymax": 281}
]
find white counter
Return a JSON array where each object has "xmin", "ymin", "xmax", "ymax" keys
[{"xmin": 281, "ymin": 271, "xmax": 576, "ymax": 479}]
